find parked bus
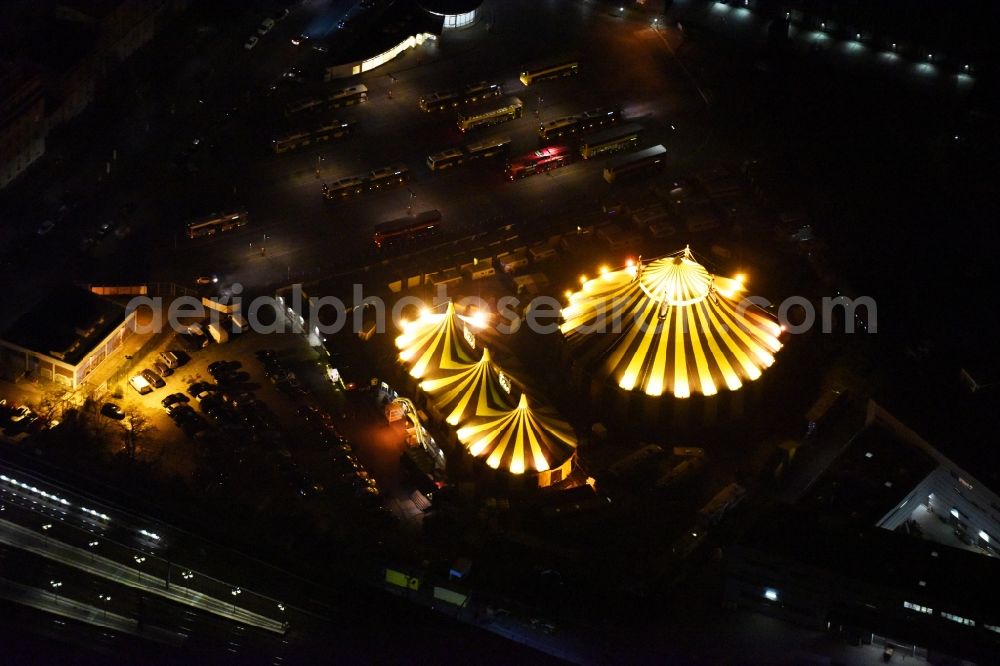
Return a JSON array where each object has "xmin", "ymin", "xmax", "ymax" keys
[
  {"xmin": 457, "ymin": 96, "xmax": 523, "ymax": 133},
  {"xmin": 579, "ymin": 123, "xmax": 643, "ymax": 160},
  {"xmin": 272, "ymin": 120, "xmax": 355, "ymax": 154},
  {"xmin": 187, "ymin": 210, "xmax": 249, "ymax": 239},
  {"xmin": 284, "ymin": 96, "xmax": 324, "ymax": 117},
  {"xmin": 323, "ymin": 163, "xmax": 408, "ymax": 200},
  {"xmin": 506, "ymin": 145, "xmax": 572, "ymax": 180},
  {"xmin": 519, "ymin": 58, "xmax": 580, "ymax": 86},
  {"xmin": 465, "ymin": 135, "xmax": 511, "ymax": 161},
  {"xmin": 367, "ymin": 163, "xmax": 409, "ymax": 191},
  {"xmin": 603, "ymin": 144, "xmax": 667, "ymax": 183},
  {"xmin": 419, "ymin": 81, "xmax": 501, "ymax": 112},
  {"xmin": 538, "ymin": 108, "xmax": 619, "ymax": 143},
  {"xmin": 327, "ymin": 84, "xmax": 368, "ymax": 109},
  {"xmin": 538, "ymin": 116, "xmax": 578, "ymax": 142},
  {"xmin": 285, "ymin": 84, "xmax": 367, "ymax": 117},
  {"xmin": 697, "ymin": 483, "xmax": 747, "ymax": 527},
  {"xmin": 324, "ymin": 176, "xmax": 366, "ymax": 200},
  {"xmin": 427, "ymin": 148, "xmax": 465, "ymax": 171},
  {"xmin": 373, "ymin": 210, "xmax": 441, "ymax": 249},
  {"xmin": 427, "ymin": 136, "xmax": 512, "ymax": 171}
]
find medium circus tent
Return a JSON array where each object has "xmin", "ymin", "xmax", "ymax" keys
[
  {"xmin": 395, "ymin": 301, "xmax": 481, "ymax": 380},
  {"xmin": 395, "ymin": 302, "xmax": 577, "ymax": 486},
  {"xmin": 560, "ymin": 247, "xmax": 783, "ymax": 399},
  {"xmin": 456, "ymin": 393, "xmax": 577, "ymax": 479},
  {"xmin": 419, "ymin": 346, "xmax": 514, "ymax": 426}
]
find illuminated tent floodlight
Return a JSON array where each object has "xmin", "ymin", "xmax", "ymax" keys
[
  {"xmin": 395, "ymin": 301, "xmax": 482, "ymax": 380},
  {"xmin": 560, "ymin": 247, "xmax": 782, "ymax": 398},
  {"xmin": 456, "ymin": 393, "xmax": 577, "ymax": 475},
  {"xmin": 418, "ymin": 346, "xmax": 515, "ymax": 426}
]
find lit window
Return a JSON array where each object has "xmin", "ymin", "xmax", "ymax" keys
[
  {"xmin": 903, "ymin": 601, "xmax": 932, "ymax": 614},
  {"xmin": 763, "ymin": 588, "xmax": 778, "ymax": 601},
  {"xmin": 950, "ymin": 509, "xmax": 961, "ymax": 519},
  {"xmin": 979, "ymin": 531, "xmax": 991, "ymax": 543},
  {"xmin": 985, "ymin": 624, "xmax": 1000, "ymax": 634},
  {"xmin": 941, "ymin": 612, "xmax": 974, "ymax": 627}
]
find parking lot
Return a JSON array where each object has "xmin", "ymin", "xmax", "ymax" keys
[{"xmin": 89, "ymin": 304, "xmax": 398, "ymax": 534}]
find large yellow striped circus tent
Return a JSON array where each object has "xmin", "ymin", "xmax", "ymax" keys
[
  {"xmin": 560, "ymin": 247, "xmax": 783, "ymax": 399},
  {"xmin": 396, "ymin": 302, "xmax": 577, "ymax": 486}
]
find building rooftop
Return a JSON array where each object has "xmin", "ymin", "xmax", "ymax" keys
[
  {"xmin": 418, "ymin": 0, "xmax": 482, "ymax": 15},
  {"xmin": 874, "ymin": 360, "xmax": 1000, "ymax": 494},
  {"xmin": 313, "ymin": 0, "xmax": 442, "ymax": 72},
  {"xmin": 739, "ymin": 503, "xmax": 1000, "ymax": 624},
  {"xmin": 1, "ymin": 286, "xmax": 128, "ymax": 365},
  {"xmin": 797, "ymin": 423, "xmax": 938, "ymax": 528}
]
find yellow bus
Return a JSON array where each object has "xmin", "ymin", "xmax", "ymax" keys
[
  {"xmin": 426, "ymin": 148, "xmax": 465, "ymax": 171},
  {"xmin": 457, "ymin": 96, "xmax": 523, "ymax": 133},
  {"xmin": 579, "ymin": 122, "xmax": 642, "ymax": 160},
  {"xmin": 519, "ymin": 59, "xmax": 580, "ymax": 86},
  {"xmin": 272, "ymin": 121, "xmax": 355, "ymax": 154},
  {"xmin": 603, "ymin": 144, "xmax": 666, "ymax": 183}
]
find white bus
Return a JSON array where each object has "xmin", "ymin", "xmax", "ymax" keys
[{"xmin": 187, "ymin": 211, "xmax": 249, "ymax": 239}]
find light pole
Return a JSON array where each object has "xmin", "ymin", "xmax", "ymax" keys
[
  {"xmin": 99, "ymin": 593, "xmax": 111, "ymax": 617},
  {"xmin": 407, "ymin": 189, "xmax": 416, "ymax": 215},
  {"xmin": 49, "ymin": 579, "xmax": 63, "ymax": 602},
  {"xmin": 41, "ymin": 523, "xmax": 52, "ymax": 547},
  {"xmin": 134, "ymin": 555, "xmax": 146, "ymax": 584},
  {"xmin": 88, "ymin": 540, "xmax": 99, "ymax": 562},
  {"xmin": 231, "ymin": 587, "xmax": 241, "ymax": 613}
]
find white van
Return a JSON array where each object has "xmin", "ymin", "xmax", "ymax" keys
[
  {"xmin": 158, "ymin": 351, "xmax": 180, "ymax": 369},
  {"xmin": 230, "ymin": 313, "xmax": 248, "ymax": 333},
  {"xmin": 129, "ymin": 374, "xmax": 152, "ymax": 395}
]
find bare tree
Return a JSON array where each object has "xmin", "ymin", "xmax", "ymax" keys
[
  {"xmin": 118, "ymin": 403, "xmax": 156, "ymax": 462},
  {"xmin": 31, "ymin": 386, "xmax": 76, "ymax": 424}
]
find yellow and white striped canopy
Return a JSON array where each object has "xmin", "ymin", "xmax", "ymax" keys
[
  {"xmin": 560, "ymin": 248, "xmax": 783, "ymax": 398},
  {"xmin": 457, "ymin": 393, "xmax": 577, "ymax": 474},
  {"xmin": 417, "ymin": 346, "xmax": 515, "ymax": 426},
  {"xmin": 395, "ymin": 301, "xmax": 482, "ymax": 380}
]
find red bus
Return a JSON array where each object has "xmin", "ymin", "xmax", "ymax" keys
[
  {"xmin": 373, "ymin": 210, "xmax": 442, "ymax": 249},
  {"xmin": 506, "ymin": 145, "xmax": 572, "ymax": 180}
]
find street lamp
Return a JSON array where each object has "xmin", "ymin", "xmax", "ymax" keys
[
  {"xmin": 407, "ymin": 189, "xmax": 416, "ymax": 214},
  {"xmin": 88, "ymin": 540, "xmax": 99, "ymax": 561},
  {"xmin": 231, "ymin": 587, "xmax": 242, "ymax": 612},
  {"xmin": 49, "ymin": 579, "xmax": 63, "ymax": 601},
  {"xmin": 181, "ymin": 570, "xmax": 194, "ymax": 581},
  {"xmin": 134, "ymin": 555, "xmax": 146, "ymax": 584},
  {"xmin": 99, "ymin": 593, "xmax": 111, "ymax": 617},
  {"xmin": 41, "ymin": 523, "xmax": 52, "ymax": 546}
]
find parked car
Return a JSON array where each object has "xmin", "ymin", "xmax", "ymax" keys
[
  {"xmin": 273, "ymin": 8, "xmax": 289, "ymax": 21},
  {"xmin": 141, "ymin": 369, "xmax": 165, "ymax": 389},
  {"xmin": 10, "ymin": 406, "xmax": 34, "ymax": 422},
  {"xmin": 129, "ymin": 374, "xmax": 153, "ymax": 395},
  {"xmin": 258, "ymin": 18, "xmax": 275, "ymax": 35},
  {"xmin": 161, "ymin": 393, "xmax": 189, "ymax": 411},
  {"xmin": 153, "ymin": 361, "xmax": 173, "ymax": 377},
  {"xmin": 101, "ymin": 403, "xmax": 126, "ymax": 420},
  {"xmin": 244, "ymin": 35, "xmax": 259, "ymax": 50},
  {"xmin": 188, "ymin": 381, "xmax": 215, "ymax": 400},
  {"xmin": 37, "ymin": 220, "xmax": 55, "ymax": 235},
  {"xmin": 195, "ymin": 275, "xmax": 218, "ymax": 285}
]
